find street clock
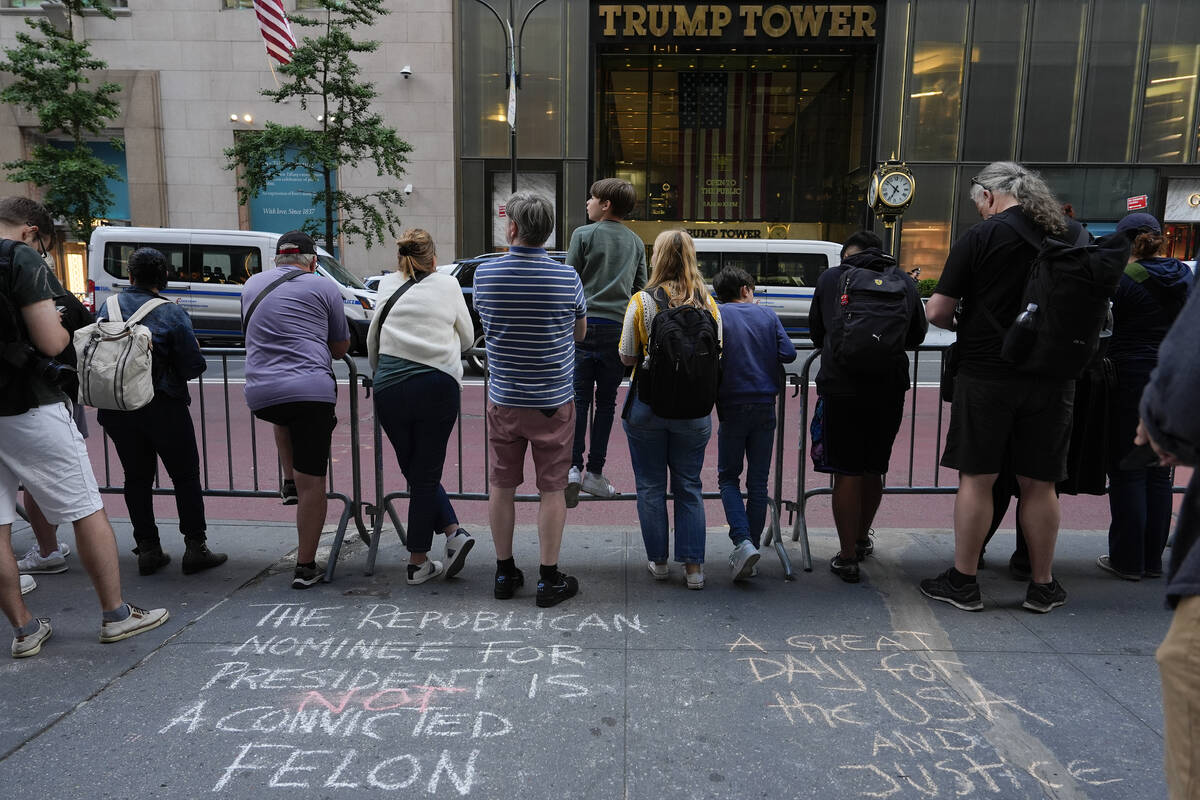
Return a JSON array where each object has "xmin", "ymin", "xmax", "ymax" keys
[{"xmin": 868, "ymin": 160, "xmax": 915, "ymax": 219}]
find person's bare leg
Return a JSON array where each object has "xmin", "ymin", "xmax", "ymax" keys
[
  {"xmin": 72, "ymin": 509, "xmax": 124, "ymax": 612},
  {"xmin": 0, "ymin": 524, "xmax": 33, "ymax": 629},
  {"xmin": 538, "ymin": 490, "xmax": 566, "ymax": 566},
  {"xmin": 489, "ymin": 487, "xmax": 516, "ymax": 560},
  {"xmin": 953, "ymin": 473, "xmax": 1000, "ymax": 576},
  {"xmin": 293, "ymin": 472, "xmax": 326, "ymax": 563},
  {"xmin": 831, "ymin": 475, "xmax": 862, "ymax": 560},
  {"xmin": 274, "ymin": 425, "xmax": 295, "ymax": 483},
  {"xmin": 23, "ymin": 491, "xmax": 60, "ymax": 558},
  {"xmin": 1015, "ymin": 476, "xmax": 1060, "ymax": 585},
  {"xmin": 860, "ymin": 473, "xmax": 884, "ymax": 538}
]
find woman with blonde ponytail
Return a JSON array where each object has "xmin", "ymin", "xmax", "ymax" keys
[
  {"xmin": 618, "ymin": 230, "xmax": 722, "ymax": 590},
  {"xmin": 368, "ymin": 229, "xmax": 476, "ymax": 586}
]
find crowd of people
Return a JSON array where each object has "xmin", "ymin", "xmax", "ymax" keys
[{"xmin": 2, "ymin": 161, "xmax": 1199, "ymax": 799}]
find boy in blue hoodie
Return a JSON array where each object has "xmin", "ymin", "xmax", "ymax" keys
[{"xmin": 714, "ymin": 266, "xmax": 797, "ymax": 580}]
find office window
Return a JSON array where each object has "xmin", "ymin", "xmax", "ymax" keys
[
  {"xmin": 296, "ymin": 0, "xmax": 321, "ymax": 9},
  {"xmin": 1079, "ymin": 0, "xmax": 1149, "ymax": 162},
  {"xmin": 961, "ymin": 0, "xmax": 1025, "ymax": 162},
  {"xmin": 1139, "ymin": 0, "xmax": 1200, "ymax": 163},
  {"xmin": 1020, "ymin": 3, "xmax": 1086, "ymax": 162},
  {"xmin": 898, "ymin": 165, "xmax": 956, "ymax": 279},
  {"xmin": 221, "ymin": 0, "xmax": 254, "ymax": 9},
  {"xmin": 904, "ymin": 0, "xmax": 967, "ymax": 161}
]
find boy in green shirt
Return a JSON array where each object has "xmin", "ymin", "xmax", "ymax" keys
[{"xmin": 565, "ymin": 179, "xmax": 647, "ymax": 508}]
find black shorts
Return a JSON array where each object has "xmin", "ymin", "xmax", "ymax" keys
[
  {"xmin": 810, "ymin": 391, "xmax": 905, "ymax": 476},
  {"xmin": 254, "ymin": 401, "xmax": 337, "ymax": 477},
  {"xmin": 941, "ymin": 372, "xmax": 1074, "ymax": 482}
]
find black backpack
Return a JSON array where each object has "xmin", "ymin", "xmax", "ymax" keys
[
  {"xmin": 636, "ymin": 288, "xmax": 720, "ymax": 419},
  {"xmin": 993, "ymin": 218, "xmax": 1129, "ymax": 380},
  {"xmin": 0, "ymin": 239, "xmax": 35, "ymax": 416},
  {"xmin": 827, "ymin": 263, "xmax": 913, "ymax": 373}
]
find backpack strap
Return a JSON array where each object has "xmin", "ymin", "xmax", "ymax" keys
[
  {"xmin": 242, "ymin": 268, "xmax": 308, "ymax": 332},
  {"xmin": 367, "ymin": 274, "xmax": 420, "ymax": 357},
  {"xmin": 124, "ymin": 297, "xmax": 170, "ymax": 327},
  {"xmin": 105, "ymin": 294, "xmax": 124, "ymax": 323}
]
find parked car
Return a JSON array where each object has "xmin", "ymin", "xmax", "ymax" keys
[
  {"xmin": 363, "ymin": 271, "xmax": 392, "ymax": 292},
  {"xmin": 88, "ymin": 227, "xmax": 378, "ymax": 354}
]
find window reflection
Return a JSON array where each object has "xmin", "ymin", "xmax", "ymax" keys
[
  {"xmin": 904, "ymin": 0, "xmax": 967, "ymax": 161},
  {"xmin": 1139, "ymin": 0, "xmax": 1200, "ymax": 163}
]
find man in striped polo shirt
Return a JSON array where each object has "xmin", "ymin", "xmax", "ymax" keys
[{"xmin": 474, "ymin": 192, "xmax": 587, "ymax": 608}]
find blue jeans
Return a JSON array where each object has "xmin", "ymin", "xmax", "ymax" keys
[
  {"xmin": 717, "ymin": 402, "xmax": 776, "ymax": 548},
  {"xmin": 572, "ymin": 321, "xmax": 625, "ymax": 474},
  {"xmin": 375, "ymin": 371, "xmax": 460, "ymax": 555},
  {"xmin": 1107, "ymin": 363, "xmax": 1171, "ymax": 575},
  {"xmin": 622, "ymin": 396, "xmax": 711, "ymax": 564}
]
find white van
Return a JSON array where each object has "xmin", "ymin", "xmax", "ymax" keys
[
  {"xmin": 692, "ymin": 238, "xmax": 842, "ymax": 341},
  {"xmin": 87, "ymin": 227, "xmax": 377, "ymax": 353}
]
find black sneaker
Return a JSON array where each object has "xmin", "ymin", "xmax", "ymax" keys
[
  {"xmin": 280, "ymin": 480, "xmax": 298, "ymax": 506},
  {"xmin": 830, "ymin": 554, "xmax": 860, "ymax": 583},
  {"xmin": 535, "ymin": 570, "xmax": 579, "ymax": 608},
  {"xmin": 1023, "ymin": 578, "xmax": 1067, "ymax": 613},
  {"xmin": 855, "ymin": 530, "xmax": 875, "ymax": 561},
  {"xmin": 292, "ymin": 562, "xmax": 326, "ymax": 590},
  {"xmin": 1008, "ymin": 555, "xmax": 1032, "ymax": 582},
  {"xmin": 134, "ymin": 545, "xmax": 170, "ymax": 576},
  {"xmin": 494, "ymin": 566, "xmax": 524, "ymax": 600},
  {"xmin": 919, "ymin": 568, "xmax": 983, "ymax": 611}
]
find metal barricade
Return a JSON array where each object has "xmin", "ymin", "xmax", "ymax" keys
[
  {"xmin": 362, "ymin": 349, "xmax": 797, "ymax": 579},
  {"xmin": 92, "ymin": 349, "xmax": 370, "ymax": 581}
]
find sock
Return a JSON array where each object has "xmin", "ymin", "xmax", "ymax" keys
[
  {"xmin": 948, "ymin": 568, "xmax": 976, "ymax": 588},
  {"xmin": 539, "ymin": 564, "xmax": 558, "ymax": 582},
  {"xmin": 102, "ymin": 603, "xmax": 131, "ymax": 623},
  {"xmin": 496, "ymin": 557, "xmax": 516, "ymax": 573},
  {"xmin": 15, "ymin": 618, "xmax": 42, "ymax": 636}
]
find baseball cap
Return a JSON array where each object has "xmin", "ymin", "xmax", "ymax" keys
[
  {"xmin": 1115, "ymin": 212, "xmax": 1161, "ymax": 235},
  {"xmin": 276, "ymin": 230, "xmax": 317, "ymax": 255}
]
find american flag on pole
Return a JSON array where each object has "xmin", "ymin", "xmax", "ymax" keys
[{"xmin": 252, "ymin": 0, "xmax": 297, "ymax": 66}]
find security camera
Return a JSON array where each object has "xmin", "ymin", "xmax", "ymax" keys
[
  {"xmin": 403, "ymin": 184, "xmax": 413, "ymax": 195},
  {"xmin": 400, "ymin": 65, "xmax": 412, "ymax": 79}
]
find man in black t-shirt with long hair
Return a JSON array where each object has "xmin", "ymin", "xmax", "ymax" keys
[{"xmin": 920, "ymin": 162, "xmax": 1077, "ymax": 614}]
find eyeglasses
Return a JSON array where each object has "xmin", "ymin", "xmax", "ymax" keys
[
  {"xmin": 24, "ymin": 223, "xmax": 48, "ymax": 257},
  {"xmin": 970, "ymin": 177, "xmax": 989, "ymax": 192}
]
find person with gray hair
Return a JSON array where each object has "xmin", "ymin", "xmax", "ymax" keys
[
  {"xmin": 472, "ymin": 192, "xmax": 588, "ymax": 607},
  {"xmin": 921, "ymin": 161, "xmax": 1080, "ymax": 614}
]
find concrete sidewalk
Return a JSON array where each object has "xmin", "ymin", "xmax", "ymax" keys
[{"xmin": 0, "ymin": 518, "xmax": 1169, "ymax": 799}]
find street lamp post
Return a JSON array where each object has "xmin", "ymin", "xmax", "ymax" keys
[{"xmin": 465, "ymin": 0, "xmax": 552, "ymax": 193}]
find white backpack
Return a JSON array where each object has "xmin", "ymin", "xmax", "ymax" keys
[{"xmin": 74, "ymin": 295, "xmax": 169, "ymax": 410}]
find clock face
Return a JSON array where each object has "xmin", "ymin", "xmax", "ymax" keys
[
  {"xmin": 879, "ymin": 172, "xmax": 914, "ymax": 207},
  {"xmin": 868, "ymin": 173, "xmax": 880, "ymax": 208}
]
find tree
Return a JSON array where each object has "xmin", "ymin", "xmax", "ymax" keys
[
  {"xmin": 0, "ymin": 0, "xmax": 123, "ymax": 242},
  {"xmin": 225, "ymin": 0, "xmax": 412, "ymax": 251}
]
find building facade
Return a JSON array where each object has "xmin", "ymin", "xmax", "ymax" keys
[
  {"xmin": 457, "ymin": 0, "xmax": 1200, "ymax": 277},
  {"xmin": 0, "ymin": 0, "xmax": 456, "ymax": 291}
]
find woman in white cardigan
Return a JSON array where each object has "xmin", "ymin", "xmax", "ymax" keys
[{"xmin": 368, "ymin": 229, "xmax": 475, "ymax": 585}]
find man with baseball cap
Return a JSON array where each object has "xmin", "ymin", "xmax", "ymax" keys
[{"xmin": 242, "ymin": 231, "xmax": 350, "ymax": 588}]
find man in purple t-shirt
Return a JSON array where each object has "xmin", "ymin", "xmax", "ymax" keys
[{"xmin": 242, "ymin": 231, "xmax": 350, "ymax": 589}]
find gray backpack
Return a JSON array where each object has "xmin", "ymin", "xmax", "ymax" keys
[{"xmin": 74, "ymin": 295, "xmax": 169, "ymax": 410}]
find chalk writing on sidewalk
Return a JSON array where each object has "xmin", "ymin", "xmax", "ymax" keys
[
  {"xmin": 727, "ymin": 630, "xmax": 1123, "ymax": 798},
  {"xmin": 153, "ymin": 604, "xmax": 647, "ymax": 795}
]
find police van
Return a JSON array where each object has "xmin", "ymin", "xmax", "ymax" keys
[
  {"xmin": 87, "ymin": 227, "xmax": 377, "ymax": 353},
  {"xmin": 692, "ymin": 238, "xmax": 842, "ymax": 341}
]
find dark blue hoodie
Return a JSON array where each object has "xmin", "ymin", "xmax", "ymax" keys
[{"xmin": 1107, "ymin": 256, "xmax": 1194, "ymax": 367}]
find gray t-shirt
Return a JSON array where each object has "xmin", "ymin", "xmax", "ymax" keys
[
  {"xmin": 1, "ymin": 240, "xmax": 69, "ymax": 408},
  {"xmin": 241, "ymin": 266, "xmax": 350, "ymax": 411}
]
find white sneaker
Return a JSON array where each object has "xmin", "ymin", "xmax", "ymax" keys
[
  {"xmin": 443, "ymin": 530, "xmax": 474, "ymax": 578},
  {"xmin": 647, "ymin": 561, "xmax": 669, "ymax": 581},
  {"xmin": 686, "ymin": 569, "xmax": 705, "ymax": 590},
  {"xmin": 12, "ymin": 618, "xmax": 52, "ymax": 658},
  {"xmin": 17, "ymin": 543, "xmax": 70, "ymax": 574},
  {"xmin": 99, "ymin": 604, "xmax": 169, "ymax": 643},
  {"xmin": 407, "ymin": 559, "xmax": 444, "ymax": 585},
  {"xmin": 729, "ymin": 540, "xmax": 761, "ymax": 581},
  {"xmin": 19, "ymin": 574, "xmax": 36, "ymax": 595},
  {"xmin": 566, "ymin": 466, "xmax": 582, "ymax": 509},
  {"xmin": 581, "ymin": 471, "xmax": 618, "ymax": 498}
]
